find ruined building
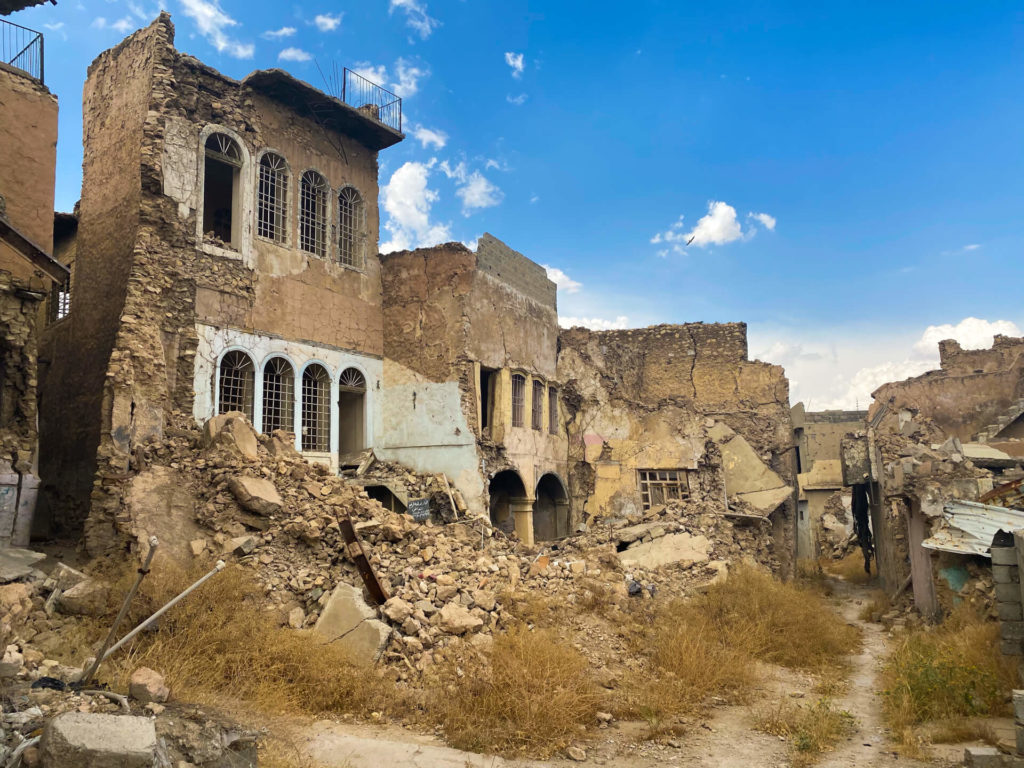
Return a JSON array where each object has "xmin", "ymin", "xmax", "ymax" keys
[
  {"xmin": 33, "ymin": 13, "xmax": 799, "ymax": 570},
  {"xmin": 0, "ymin": 10, "xmax": 69, "ymax": 546}
]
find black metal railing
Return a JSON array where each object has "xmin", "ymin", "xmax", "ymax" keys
[
  {"xmin": 1, "ymin": 18, "xmax": 43, "ymax": 82},
  {"xmin": 342, "ymin": 68, "xmax": 402, "ymax": 133}
]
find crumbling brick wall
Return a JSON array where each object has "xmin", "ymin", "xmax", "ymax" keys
[{"xmin": 0, "ymin": 272, "xmax": 42, "ymax": 473}]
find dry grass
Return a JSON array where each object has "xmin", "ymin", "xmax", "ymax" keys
[
  {"xmin": 881, "ymin": 604, "xmax": 1015, "ymax": 751},
  {"xmin": 822, "ymin": 552, "xmax": 875, "ymax": 585},
  {"xmin": 95, "ymin": 561, "xmax": 401, "ymax": 718},
  {"xmin": 619, "ymin": 566, "xmax": 861, "ymax": 727},
  {"xmin": 858, "ymin": 590, "xmax": 892, "ymax": 622},
  {"xmin": 428, "ymin": 625, "xmax": 601, "ymax": 757},
  {"xmin": 754, "ymin": 697, "xmax": 856, "ymax": 767}
]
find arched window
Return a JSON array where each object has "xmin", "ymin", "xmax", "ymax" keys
[
  {"xmin": 337, "ymin": 186, "xmax": 364, "ymax": 268},
  {"xmin": 338, "ymin": 367, "xmax": 367, "ymax": 455},
  {"xmin": 301, "ymin": 363, "xmax": 331, "ymax": 451},
  {"xmin": 262, "ymin": 357, "xmax": 295, "ymax": 434},
  {"xmin": 203, "ymin": 133, "xmax": 243, "ymax": 248},
  {"xmin": 257, "ymin": 153, "xmax": 288, "ymax": 244},
  {"xmin": 299, "ymin": 170, "xmax": 329, "ymax": 258},
  {"xmin": 511, "ymin": 373, "xmax": 526, "ymax": 428},
  {"xmin": 218, "ymin": 350, "xmax": 254, "ymax": 421}
]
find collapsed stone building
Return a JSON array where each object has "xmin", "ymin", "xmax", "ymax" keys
[{"xmin": 16, "ymin": 14, "xmax": 799, "ymax": 573}]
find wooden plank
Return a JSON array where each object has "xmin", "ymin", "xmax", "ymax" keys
[
  {"xmin": 906, "ymin": 501, "xmax": 938, "ymax": 619},
  {"xmin": 1015, "ymin": 530, "xmax": 1024, "ymax": 608}
]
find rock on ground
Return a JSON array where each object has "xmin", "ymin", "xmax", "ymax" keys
[
  {"xmin": 313, "ymin": 583, "xmax": 391, "ymax": 665},
  {"xmin": 617, "ymin": 532, "xmax": 711, "ymax": 570},
  {"xmin": 129, "ymin": 667, "xmax": 169, "ymax": 704},
  {"xmin": 40, "ymin": 712, "xmax": 156, "ymax": 768},
  {"xmin": 57, "ymin": 579, "xmax": 110, "ymax": 617},
  {"xmin": 228, "ymin": 475, "xmax": 284, "ymax": 516},
  {"xmin": 437, "ymin": 603, "xmax": 483, "ymax": 635}
]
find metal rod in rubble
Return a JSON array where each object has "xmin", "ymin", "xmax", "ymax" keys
[
  {"xmin": 79, "ymin": 536, "xmax": 160, "ymax": 687},
  {"xmin": 99, "ymin": 560, "xmax": 227, "ymax": 663}
]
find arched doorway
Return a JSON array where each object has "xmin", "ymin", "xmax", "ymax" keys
[
  {"xmin": 338, "ymin": 367, "xmax": 366, "ymax": 460},
  {"xmin": 489, "ymin": 470, "xmax": 528, "ymax": 537},
  {"xmin": 534, "ymin": 473, "xmax": 570, "ymax": 541}
]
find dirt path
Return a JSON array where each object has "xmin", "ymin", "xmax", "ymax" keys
[{"xmin": 292, "ymin": 581, "xmax": 942, "ymax": 768}]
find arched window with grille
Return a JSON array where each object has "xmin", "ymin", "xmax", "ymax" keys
[
  {"xmin": 337, "ymin": 186, "xmax": 364, "ymax": 268},
  {"xmin": 301, "ymin": 363, "xmax": 331, "ymax": 451},
  {"xmin": 203, "ymin": 133, "xmax": 243, "ymax": 248},
  {"xmin": 257, "ymin": 153, "xmax": 288, "ymax": 244},
  {"xmin": 262, "ymin": 357, "xmax": 295, "ymax": 434},
  {"xmin": 299, "ymin": 170, "xmax": 329, "ymax": 258},
  {"xmin": 218, "ymin": 350, "xmax": 254, "ymax": 421}
]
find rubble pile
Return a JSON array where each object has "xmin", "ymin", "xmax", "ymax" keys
[{"xmin": 115, "ymin": 413, "xmax": 779, "ymax": 670}]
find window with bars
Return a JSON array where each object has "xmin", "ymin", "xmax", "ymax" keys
[
  {"xmin": 548, "ymin": 387, "xmax": 558, "ymax": 435},
  {"xmin": 257, "ymin": 153, "xmax": 288, "ymax": 243},
  {"xmin": 637, "ymin": 470, "xmax": 690, "ymax": 511},
  {"xmin": 511, "ymin": 373, "xmax": 526, "ymax": 428},
  {"xmin": 262, "ymin": 357, "xmax": 295, "ymax": 434},
  {"xmin": 301, "ymin": 364, "xmax": 331, "ymax": 451},
  {"xmin": 299, "ymin": 170, "xmax": 329, "ymax": 258},
  {"xmin": 203, "ymin": 133, "xmax": 242, "ymax": 248},
  {"xmin": 47, "ymin": 265, "xmax": 72, "ymax": 325},
  {"xmin": 531, "ymin": 379, "xmax": 544, "ymax": 430},
  {"xmin": 218, "ymin": 350, "xmax": 254, "ymax": 421},
  {"xmin": 339, "ymin": 367, "xmax": 366, "ymax": 391},
  {"xmin": 338, "ymin": 186, "xmax": 364, "ymax": 268}
]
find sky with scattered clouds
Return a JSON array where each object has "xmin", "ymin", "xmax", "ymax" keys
[{"xmin": 11, "ymin": 1, "xmax": 1024, "ymax": 410}]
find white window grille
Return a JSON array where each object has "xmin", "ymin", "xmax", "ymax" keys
[
  {"xmin": 532, "ymin": 379, "xmax": 544, "ymax": 430},
  {"xmin": 299, "ymin": 170, "xmax": 329, "ymax": 258},
  {"xmin": 257, "ymin": 153, "xmax": 288, "ymax": 243},
  {"xmin": 262, "ymin": 357, "xmax": 295, "ymax": 434},
  {"xmin": 47, "ymin": 265, "xmax": 72, "ymax": 325},
  {"xmin": 218, "ymin": 350, "xmax": 254, "ymax": 421},
  {"xmin": 206, "ymin": 133, "xmax": 241, "ymax": 164},
  {"xmin": 338, "ymin": 186, "xmax": 364, "ymax": 268},
  {"xmin": 548, "ymin": 387, "xmax": 558, "ymax": 435},
  {"xmin": 637, "ymin": 470, "xmax": 690, "ymax": 511},
  {"xmin": 301, "ymin": 363, "xmax": 331, "ymax": 451},
  {"xmin": 511, "ymin": 373, "xmax": 525, "ymax": 428},
  {"xmin": 339, "ymin": 367, "xmax": 366, "ymax": 392}
]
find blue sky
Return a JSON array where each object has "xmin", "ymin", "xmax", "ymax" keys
[{"xmin": 10, "ymin": 0, "xmax": 1024, "ymax": 408}]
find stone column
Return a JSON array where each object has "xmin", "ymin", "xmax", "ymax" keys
[{"xmin": 511, "ymin": 498, "xmax": 534, "ymax": 545}]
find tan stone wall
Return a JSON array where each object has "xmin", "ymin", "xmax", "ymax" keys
[{"xmin": 0, "ymin": 63, "xmax": 57, "ymax": 259}]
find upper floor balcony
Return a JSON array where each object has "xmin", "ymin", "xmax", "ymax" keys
[{"xmin": 1, "ymin": 18, "xmax": 43, "ymax": 82}]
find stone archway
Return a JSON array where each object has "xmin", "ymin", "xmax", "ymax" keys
[
  {"xmin": 533, "ymin": 473, "xmax": 570, "ymax": 541},
  {"xmin": 489, "ymin": 470, "xmax": 532, "ymax": 541}
]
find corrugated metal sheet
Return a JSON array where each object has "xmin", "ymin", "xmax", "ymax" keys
[{"xmin": 921, "ymin": 499, "xmax": 1024, "ymax": 557}]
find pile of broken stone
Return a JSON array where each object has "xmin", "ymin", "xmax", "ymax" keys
[{"xmin": 120, "ymin": 412, "xmax": 777, "ymax": 672}]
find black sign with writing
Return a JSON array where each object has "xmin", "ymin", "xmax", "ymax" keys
[{"xmin": 407, "ymin": 497, "xmax": 430, "ymax": 522}]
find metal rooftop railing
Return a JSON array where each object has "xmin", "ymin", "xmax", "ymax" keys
[
  {"xmin": 1, "ymin": 18, "xmax": 43, "ymax": 82},
  {"xmin": 341, "ymin": 67, "xmax": 402, "ymax": 133}
]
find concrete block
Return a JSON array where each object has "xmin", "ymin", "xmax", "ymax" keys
[
  {"xmin": 1002, "ymin": 639, "xmax": 1023, "ymax": 656},
  {"xmin": 996, "ymin": 565, "xmax": 1021, "ymax": 584},
  {"xmin": 618, "ymin": 532, "xmax": 711, "ymax": 570},
  {"xmin": 1014, "ymin": 691, "xmax": 1024, "ymax": 722},
  {"xmin": 997, "ymin": 583, "xmax": 1024, "ymax": 603},
  {"xmin": 1002, "ymin": 622, "xmax": 1024, "ymax": 642},
  {"xmin": 1000, "ymin": 602, "xmax": 1024, "ymax": 622},
  {"xmin": 1017, "ymin": 723, "xmax": 1024, "ymax": 757},
  {"xmin": 228, "ymin": 476, "xmax": 283, "ymax": 516},
  {"xmin": 40, "ymin": 712, "xmax": 156, "ymax": 768},
  {"xmin": 993, "ymin": 547, "xmax": 1020, "ymax": 566},
  {"xmin": 312, "ymin": 583, "xmax": 390, "ymax": 665},
  {"xmin": 964, "ymin": 746, "xmax": 1003, "ymax": 767}
]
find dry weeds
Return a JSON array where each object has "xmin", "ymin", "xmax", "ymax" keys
[
  {"xmin": 881, "ymin": 604, "xmax": 1015, "ymax": 752},
  {"xmin": 823, "ymin": 552, "xmax": 874, "ymax": 585},
  {"xmin": 753, "ymin": 697, "xmax": 856, "ymax": 767},
  {"xmin": 428, "ymin": 625, "xmax": 602, "ymax": 757}
]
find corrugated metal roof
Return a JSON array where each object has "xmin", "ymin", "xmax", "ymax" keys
[{"xmin": 921, "ymin": 499, "xmax": 1024, "ymax": 557}]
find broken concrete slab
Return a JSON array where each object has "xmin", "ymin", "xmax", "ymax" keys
[
  {"xmin": 312, "ymin": 583, "xmax": 391, "ymax": 665},
  {"xmin": 57, "ymin": 578, "xmax": 110, "ymax": 616},
  {"xmin": 709, "ymin": 423, "xmax": 791, "ymax": 514},
  {"xmin": 126, "ymin": 466, "xmax": 202, "ymax": 566},
  {"xmin": 203, "ymin": 412, "xmax": 259, "ymax": 461},
  {"xmin": 228, "ymin": 476, "xmax": 284, "ymax": 516},
  {"xmin": 40, "ymin": 712, "xmax": 157, "ymax": 768},
  {"xmin": 0, "ymin": 547, "xmax": 45, "ymax": 583},
  {"xmin": 615, "ymin": 522, "xmax": 667, "ymax": 544},
  {"xmin": 617, "ymin": 531, "xmax": 711, "ymax": 570}
]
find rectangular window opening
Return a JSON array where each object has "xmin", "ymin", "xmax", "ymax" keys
[
  {"xmin": 47, "ymin": 266, "xmax": 72, "ymax": 325},
  {"xmin": 548, "ymin": 387, "xmax": 558, "ymax": 435},
  {"xmin": 637, "ymin": 469, "xmax": 690, "ymax": 511},
  {"xmin": 203, "ymin": 156, "xmax": 237, "ymax": 247},
  {"xmin": 257, "ymin": 161, "xmax": 287, "ymax": 243},
  {"xmin": 531, "ymin": 379, "xmax": 544, "ymax": 430},
  {"xmin": 301, "ymin": 372, "xmax": 330, "ymax": 451},
  {"xmin": 479, "ymin": 367, "xmax": 496, "ymax": 432},
  {"xmin": 511, "ymin": 374, "xmax": 525, "ymax": 428}
]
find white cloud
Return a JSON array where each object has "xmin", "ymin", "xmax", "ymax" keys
[
  {"xmin": 393, "ymin": 58, "xmax": 426, "ymax": 97},
  {"xmin": 352, "ymin": 62, "xmax": 388, "ymax": 85},
  {"xmin": 543, "ymin": 266, "xmax": 582, "ymax": 294},
  {"xmin": 91, "ymin": 17, "xmax": 107, "ymax": 28},
  {"xmin": 380, "ymin": 161, "xmax": 452, "ymax": 253},
  {"xmin": 507, "ymin": 93, "xmax": 528, "ymax": 106},
  {"xmin": 559, "ymin": 316, "xmax": 631, "ymax": 331},
  {"xmin": 504, "ymin": 51, "xmax": 524, "ymax": 78},
  {"xmin": 456, "ymin": 171, "xmax": 503, "ymax": 215},
  {"xmin": 278, "ymin": 47, "xmax": 312, "ymax": 62},
  {"xmin": 913, "ymin": 317, "xmax": 1020, "ymax": 358},
  {"xmin": 749, "ymin": 211, "xmax": 776, "ymax": 231},
  {"xmin": 313, "ymin": 13, "xmax": 341, "ymax": 31},
  {"xmin": 753, "ymin": 316, "xmax": 1023, "ymax": 411},
  {"xmin": 438, "ymin": 159, "xmax": 466, "ymax": 181},
  {"xmin": 262, "ymin": 26, "xmax": 296, "ymax": 39},
  {"xmin": 964, "ymin": 243, "xmax": 980, "ymax": 251},
  {"xmin": 530, "ymin": 194, "xmax": 540, "ymax": 204},
  {"xmin": 43, "ymin": 21, "xmax": 64, "ymax": 30},
  {"xmin": 685, "ymin": 200, "xmax": 743, "ymax": 247},
  {"xmin": 389, "ymin": 0, "xmax": 439, "ymax": 39},
  {"xmin": 180, "ymin": 0, "xmax": 254, "ymax": 59},
  {"xmin": 111, "ymin": 16, "xmax": 135, "ymax": 33},
  {"xmin": 411, "ymin": 125, "xmax": 447, "ymax": 150}
]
